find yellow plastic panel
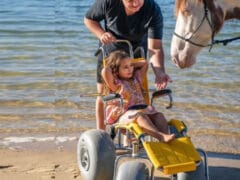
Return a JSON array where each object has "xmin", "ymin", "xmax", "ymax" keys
[
  {"xmin": 143, "ymin": 137, "xmax": 202, "ymax": 174},
  {"xmin": 168, "ymin": 119, "xmax": 187, "ymax": 133},
  {"xmin": 115, "ymin": 123, "xmax": 145, "ymax": 139}
]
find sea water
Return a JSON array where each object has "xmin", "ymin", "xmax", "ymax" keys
[{"xmin": 0, "ymin": 0, "xmax": 239, "ymax": 154}]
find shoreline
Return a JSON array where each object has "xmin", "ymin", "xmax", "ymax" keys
[
  {"xmin": 0, "ymin": 131, "xmax": 239, "ymax": 155},
  {"xmin": 0, "ymin": 135, "xmax": 240, "ymax": 180}
]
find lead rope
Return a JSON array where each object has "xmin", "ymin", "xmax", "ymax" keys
[{"xmin": 213, "ymin": 36, "xmax": 240, "ymax": 46}]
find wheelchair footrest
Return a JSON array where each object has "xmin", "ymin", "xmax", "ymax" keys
[
  {"xmin": 143, "ymin": 137, "xmax": 202, "ymax": 175},
  {"xmin": 163, "ymin": 161, "xmax": 196, "ymax": 174}
]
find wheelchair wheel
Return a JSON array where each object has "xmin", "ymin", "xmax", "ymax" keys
[
  {"xmin": 116, "ymin": 161, "xmax": 149, "ymax": 180},
  {"xmin": 77, "ymin": 129, "xmax": 116, "ymax": 180},
  {"xmin": 176, "ymin": 161, "xmax": 205, "ymax": 180}
]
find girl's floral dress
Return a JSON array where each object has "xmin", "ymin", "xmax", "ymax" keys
[{"xmin": 105, "ymin": 70, "xmax": 157, "ymax": 124}]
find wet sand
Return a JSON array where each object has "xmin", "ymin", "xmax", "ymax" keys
[{"xmin": 0, "ymin": 138, "xmax": 239, "ymax": 180}]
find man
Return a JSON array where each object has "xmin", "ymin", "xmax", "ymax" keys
[{"xmin": 84, "ymin": 0, "xmax": 172, "ymax": 129}]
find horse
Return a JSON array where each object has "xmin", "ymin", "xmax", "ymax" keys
[{"xmin": 171, "ymin": 0, "xmax": 240, "ymax": 68}]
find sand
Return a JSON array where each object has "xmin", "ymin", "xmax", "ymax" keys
[{"xmin": 0, "ymin": 137, "xmax": 239, "ymax": 180}]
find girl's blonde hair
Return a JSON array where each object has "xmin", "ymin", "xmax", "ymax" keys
[{"xmin": 105, "ymin": 50, "xmax": 130, "ymax": 75}]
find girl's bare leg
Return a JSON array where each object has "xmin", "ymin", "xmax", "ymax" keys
[
  {"xmin": 135, "ymin": 113, "xmax": 175, "ymax": 143},
  {"xmin": 148, "ymin": 112, "xmax": 169, "ymax": 134}
]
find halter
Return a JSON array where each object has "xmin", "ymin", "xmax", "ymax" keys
[{"xmin": 173, "ymin": 0, "xmax": 240, "ymax": 51}]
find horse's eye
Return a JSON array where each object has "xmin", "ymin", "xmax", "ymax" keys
[{"xmin": 182, "ymin": 9, "xmax": 190, "ymax": 16}]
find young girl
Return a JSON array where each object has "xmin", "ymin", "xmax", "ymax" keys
[{"xmin": 101, "ymin": 50, "xmax": 175, "ymax": 143}]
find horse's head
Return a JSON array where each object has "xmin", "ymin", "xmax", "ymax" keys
[{"xmin": 171, "ymin": 0, "xmax": 224, "ymax": 68}]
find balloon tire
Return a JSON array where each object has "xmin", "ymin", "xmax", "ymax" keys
[
  {"xmin": 116, "ymin": 161, "xmax": 149, "ymax": 180},
  {"xmin": 77, "ymin": 129, "xmax": 116, "ymax": 180}
]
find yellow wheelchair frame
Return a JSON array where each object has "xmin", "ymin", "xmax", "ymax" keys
[{"xmin": 78, "ymin": 40, "xmax": 209, "ymax": 180}]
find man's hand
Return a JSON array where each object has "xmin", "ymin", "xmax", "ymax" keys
[
  {"xmin": 100, "ymin": 32, "xmax": 116, "ymax": 44},
  {"xmin": 150, "ymin": 63, "xmax": 172, "ymax": 89},
  {"xmin": 154, "ymin": 71, "xmax": 172, "ymax": 89}
]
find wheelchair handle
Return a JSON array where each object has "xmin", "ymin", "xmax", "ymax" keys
[
  {"xmin": 102, "ymin": 93, "xmax": 121, "ymax": 101},
  {"xmin": 95, "ymin": 39, "xmax": 134, "ymax": 58},
  {"xmin": 151, "ymin": 89, "xmax": 173, "ymax": 109},
  {"xmin": 102, "ymin": 93, "xmax": 124, "ymax": 110}
]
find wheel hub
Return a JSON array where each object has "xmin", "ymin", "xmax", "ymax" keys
[{"xmin": 80, "ymin": 147, "xmax": 90, "ymax": 171}]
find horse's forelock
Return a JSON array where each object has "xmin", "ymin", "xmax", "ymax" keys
[
  {"xmin": 174, "ymin": 0, "xmax": 203, "ymax": 17},
  {"xmin": 174, "ymin": 0, "xmax": 185, "ymax": 17}
]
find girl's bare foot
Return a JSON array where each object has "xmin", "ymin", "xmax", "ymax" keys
[{"xmin": 162, "ymin": 133, "xmax": 175, "ymax": 143}]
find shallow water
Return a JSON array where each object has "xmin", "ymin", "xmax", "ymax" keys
[{"xmin": 0, "ymin": 0, "xmax": 239, "ymax": 154}]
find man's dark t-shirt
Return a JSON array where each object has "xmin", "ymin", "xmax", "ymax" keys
[
  {"xmin": 85, "ymin": 0, "xmax": 164, "ymax": 82},
  {"xmin": 85, "ymin": 0, "xmax": 163, "ymax": 47}
]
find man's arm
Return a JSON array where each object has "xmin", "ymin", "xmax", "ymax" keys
[
  {"xmin": 84, "ymin": 17, "xmax": 116, "ymax": 44},
  {"xmin": 148, "ymin": 38, "xmax": 172, "ymax": 89},
  {"xmin": 84, "ymin": 17, "xmax": 105, "ymax": 40}
]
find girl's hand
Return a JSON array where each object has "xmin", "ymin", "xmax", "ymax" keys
[{"xmin": 100, "ymin": 32, "xmax": 116, "ymax": 44}]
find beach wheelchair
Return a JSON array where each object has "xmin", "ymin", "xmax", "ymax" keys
[{"xmin": 77, "ymin": 40, "xmax": 209, "ymax": 180}]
